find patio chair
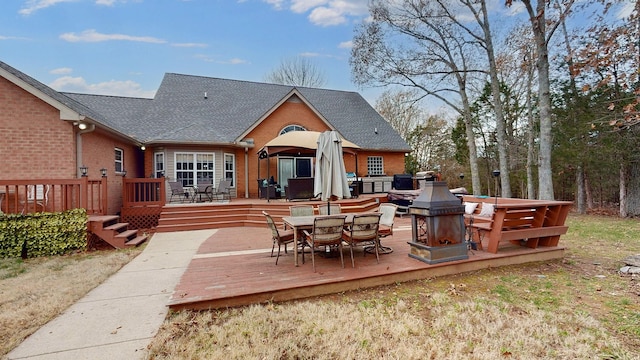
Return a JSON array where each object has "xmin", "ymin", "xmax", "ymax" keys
[
  {"xmin": 317, "ymin": 203, "xmax": 341, "ymax": 215},
  {"xmin": 378, "ymin": 203, "xmax": 398, "ymax": 239},
  {"xmin": 302, "ymin": 215, "xmax": 347, "ymax": 272},
  {"xmin": 192, "ymin": 183, "xmax": 213, "ymax": 202},
  {"xmin": 263, "ymin": 211, "xmax": 295, "ymax": 265},
  {"xmin": 376, "ymin": 203, "xmax": 398, "ymax": 254},
  {"xmin": 168, "ymin": 181, "xmax": 189, "ymax": 203},
  {"xmin": 289, "ymin": 205, "xmax": 314, "ymax": 217},
  {"xmin": 342, "ymin": 213, "xmax": 382, "ymax": 268},
  {"xmin": 21, "ymin": 184, "xmax": 49, "ymax": 214},
  {"xmin": 212, "ymin": 179, "xmax": 232, "ymax": 202},
  {"xmin": 288, "ymin": 204, "xmax": 315, "ymax": 243}
]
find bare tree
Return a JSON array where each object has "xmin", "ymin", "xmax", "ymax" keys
[
  {"xmin": 507, "ymin": 0, "xmax": 575, "ymax": 200},
  {"xmin": 264, "ymin": 57, "xmax": 327, "ymax": 88},
  {"xmin": 441, "ymin": 0, "xmax": 513, "ymax": 197},
  {"xmin": 375, "ymin": 89, "xmax": 422, "ymax": 141},
  {"xmin": 350, "ymin": 0, "xmax": 484, "ymax": 194},
  {"xmin": 375, "ymin": 90, "xmax": 454, "ymax": 173}
]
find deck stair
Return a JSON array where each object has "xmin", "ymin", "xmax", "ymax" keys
[
  {"xmin": 156, "ymin": 196, "xmax": 383, "ymax": 233},
  {"xmin": 88, "ymin": 215, "xmax": 148, "ymax": 249}
]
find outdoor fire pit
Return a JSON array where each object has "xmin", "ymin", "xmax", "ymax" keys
[{"xmin": 407, "ymin": 181, "xmax": 468, "ymax": 264}]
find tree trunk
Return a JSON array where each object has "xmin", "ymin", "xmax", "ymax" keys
[
  {"xmin": 585, "ymin": 172, "xmax": 594, "ymax": 209},
  {"xmin": 480, "ymin": 0, "xmax": 511, "ymax": 198},
  {"xmin": 620, "ymin": 164, "xmax": 628, "ymax": 217},
  {"xmin": 461, "ymin": 91, "xmax": 482, "ymax": 195},
  {"xmin": 621, "ymin": 160, "xmax": 640, "ymax": 217},
  {"xmin": 536, "ymin": 40, "xmax": 554, "ymax": 199},
  {"xmin": 526, "ymin": 50, "xmax": 536, "ymax": 200},
  {"xmin": 576, "ymin": 165, "xmax": 586, "ymax": 214},
  {"xmin": 522, "ymin": 0, "xmax": 555, "ymax": 200}
]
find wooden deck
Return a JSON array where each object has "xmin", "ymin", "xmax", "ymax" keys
[{"xmin": 168, "ymin": 216, "xmax": 565, "ymax": 311}]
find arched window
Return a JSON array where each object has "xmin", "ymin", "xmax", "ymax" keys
[{"xmin": 279, "ymin": 125, "xmax": 306, "ymax": 135}]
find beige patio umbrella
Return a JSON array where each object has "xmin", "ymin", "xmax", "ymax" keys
[
  {"xmin": 314, "ymin": 130, "xmax": 351, "ymax": 214},
  {"xmin": 260, "ymin": 130, "xmax": 359, "ymax": 155}
]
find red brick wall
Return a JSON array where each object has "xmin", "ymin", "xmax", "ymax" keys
[
  {"xmin": 81, "ymin": 129, "xmax": 142, "ymax": 214},
  {"xmin": 0, "ymin": 76, "xmax": 143, "ymax": 214},
  {"xmin": 245, "ymin": 100, "xmax": 331, "ymax": 197},
  {"xmin": 0, "ymin": 77, "xmax": 76, "ymax": 179}
]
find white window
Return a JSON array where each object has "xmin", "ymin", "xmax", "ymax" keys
[
  {"xmin": 279, "ymin": 125, "xmax": 306, "ymax": 135},
  {"xmin": 367, "ymin": 156, "xmax": 384, "ymax": 176},
  {"xmin": 115, "ymin": 148, "xmax": 124, "ymax": 173},
  {"xmin": 154, "ymin": 152, "xmax": 165, "ymax": 178},
  {"xmin": 224, "ymin": 153, "xmax": 235, "ymax": 187},
  {"xmin": 175, "ymin": 153, "xmax": 215, "ymax": 187}
]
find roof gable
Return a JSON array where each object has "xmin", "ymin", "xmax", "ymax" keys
[{"xmin": 1, "ymin": 62, "xmax": 410, "ymax": 152}]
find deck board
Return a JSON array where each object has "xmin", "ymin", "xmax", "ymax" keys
[{"xmin": 167, "ymin": 216, "xmax": 565, "ymax": 310}]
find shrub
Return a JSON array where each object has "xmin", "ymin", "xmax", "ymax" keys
[{"xmin": 0, "ymin": 209, "xmax": 87, "ymax": 258}]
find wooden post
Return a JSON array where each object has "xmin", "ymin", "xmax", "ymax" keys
[
  {"xmin": 80, "ymin": 176, "xmax": 88, "ymax": 210},
  {"xmin": 101, "ymin": 176, "xmax": 108, "ymax": 215},
  {"xmin": 160, "ymin": 177, "xmax": 167, "ymax": 205}
]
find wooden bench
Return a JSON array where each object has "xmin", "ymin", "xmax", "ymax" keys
[{"xmin": 461, "ymin": 196, "xmax": 573, "ymax": 254}]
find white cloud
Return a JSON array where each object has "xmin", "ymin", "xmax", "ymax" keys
[
  {"xmin": 264, "ymin": 0, "xmax": 285, "ymax": 10},
  {"xmin": 309, "ymin": 6, "xmax": 346, "ymax": 26},
  {"xmin": 50, "ymin": 76, "xmax": 156, "ymax": 97},
  {"xmin": 171, "ymin": 42, "xmax": 208, "ymax": 48},
  {"xmin": 291, "ymin": 0, "xmax": 327, "ymax": 13},
  {"xmin": 299, "ymin": 52, "xmax": 321, "ymax": 57},
  {"xmin": 50, "ymin": 67, "xmax": 73, "ymax": 75},
  {"xmin": 0, "ymin": 35, "xmax": 29, "ymax": 40},
  {"xmin": 263, "ymin": 0, "xmax": 368, "ymax": 26},
  {"xmin": 194, "ymin": 54, "xmax": 249, "ymax": 65},
  {"xmin": 60, "ymin": 29, "xmax": 166, "ymax": 43},
  {"xmin": 338, "ymin": 40, "xmax": 352, "ymax": 49},
  {"xmin": 19, "ymin": 0, "xmax": 76, "ymax": 16}
]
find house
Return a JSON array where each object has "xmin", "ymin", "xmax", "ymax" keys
[{"xmin": 0, "ymin": 60, "xmax": 411, "ymax": 214}]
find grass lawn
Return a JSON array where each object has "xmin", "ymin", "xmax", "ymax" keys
[{"xmin": 1, "ymin": 214, "xmax": 639, "ymax": 359}]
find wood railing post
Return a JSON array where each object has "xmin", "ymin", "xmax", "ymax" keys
[
  {"xmin": 80, "ymin": 176, "xmax": 88, "ymax": 210},
  {"xmin": 160, "ymin": 177, "xmax": 166, "ymax": 205},
  {"xmin": 101, "ymin": 176, "xmax": 108, "ymax": 215}
]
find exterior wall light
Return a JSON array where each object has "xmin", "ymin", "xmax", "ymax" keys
[
  {"xmin": 140, "ymin": 145, "xmax": 146, "ymax": 151},
  {"xmin": 78, "ymin": 122, "xmax": 88, "ymax": 130},
  {"xmin": 100, "ymin": 168, "xmax": 107, "ymax": 177},
  {"xmin": 80, "ymin": 165, "xmax": 88, "ymax": 177}
]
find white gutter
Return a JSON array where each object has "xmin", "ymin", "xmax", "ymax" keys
[{"xmin": 76, "ymin": 123, "xmax": 96, "ymax": 177}]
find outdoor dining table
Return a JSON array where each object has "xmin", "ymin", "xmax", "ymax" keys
[{"xmin": 282, "ymin": 212, "xmax": 381, "ymax": 267}]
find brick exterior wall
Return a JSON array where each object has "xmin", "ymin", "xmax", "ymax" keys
[
  {"xmin": 80, "ymin": 129, "xmax": 143, "ymax": 214},
  {"xmin": 0, "ymin": 76, "xmax": 143, "ymax": 214},
  {"xmin": 0, "ymin": 77, "xmax": 76, "ymax": 179}
]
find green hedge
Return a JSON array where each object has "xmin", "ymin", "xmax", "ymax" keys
[{"xmin": 0, "ymin": 208, "xmax": 88, "ymax": 259}]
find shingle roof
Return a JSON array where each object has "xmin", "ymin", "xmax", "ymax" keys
[
  {"xmin": 134, "ymin": 73, "xmax": 410, "ymax": 151},
  {"xmin": 2, "ymin": 60, "xmax": 410, "ymax": 151},
  {"xmin": 63, "ymin": 93, "xmax": 152, "ymax": 141}
]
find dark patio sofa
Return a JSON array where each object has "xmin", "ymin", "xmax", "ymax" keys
[{"xmin": 285, "ymin": 177, "xmax": 314, "ymax": 201}]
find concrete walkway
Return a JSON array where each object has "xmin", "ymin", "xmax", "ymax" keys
[{"xmin": 7, "ymin": 229, "xmax": 215, "ymax": 360}]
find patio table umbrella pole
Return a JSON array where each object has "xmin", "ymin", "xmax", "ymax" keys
[{"xmin": 314, "ymin": 130, "xmax": 351, "ymax": 215}]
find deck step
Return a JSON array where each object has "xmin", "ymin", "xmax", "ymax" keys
[
  {"xmin": 104, "ymin": 222, "xmax": 129, "ymax": 231},
  {"xmin": 87, "ymin": 215, "xmax": 145, "ymax": 250},
  {"xmin": 115, "ymin": 229, "xmax": 138, "ymax": 239},
  {"xmin": 125, "ymin": 235, "xmax": 147, "ymax": 247}
]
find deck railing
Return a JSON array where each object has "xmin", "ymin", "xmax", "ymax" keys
[
  {"xmin": 0, "ymin": 178, "xmax": 107, "ymax": 215},
  {"xmin": 122, "ymin": 178, "xmax": 166, "ymax": 207},
  {"xmin": 121, "ymin": 178, "xmax": 166, "ymax": 230}
]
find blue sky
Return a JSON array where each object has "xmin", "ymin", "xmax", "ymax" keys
[
  {"xmin": 1, "ymin": 0, "xmax": 380, "ymax": 102},
  {"xmin": 1, "ymin": 0, "xmax": 634, "ymax": 109}
]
